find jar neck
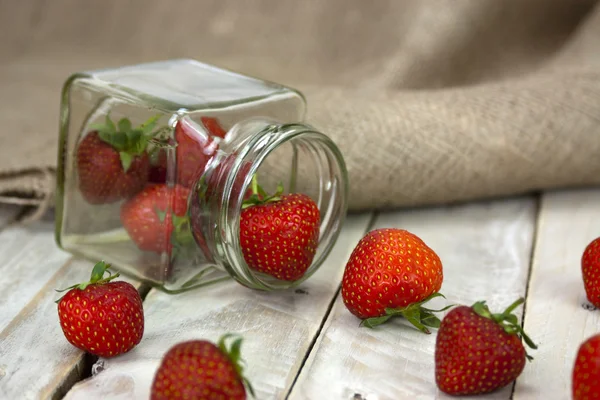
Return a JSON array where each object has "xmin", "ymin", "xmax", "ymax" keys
[{"xmin": 189, "ymin": 118, "xmax": 348, "ymax": 290}]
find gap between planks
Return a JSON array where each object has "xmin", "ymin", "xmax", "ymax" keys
[
  {"xmin": 513, "ymin": 189, "xmax": 600, "ymax": 399},
  {"xmin": 285, "ymin": 211, "xmax": 379, "ymax": 398},
  {"xmin": 62, "ymin": 213, "xmax": 375, "ymax": 399},
  {"xmin": 288, "ymin": 196, "xmax": 538, "ymax": 400}
]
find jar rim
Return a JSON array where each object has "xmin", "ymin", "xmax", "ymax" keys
[{"xmin": 217, "ymin": 121, "xmax": 349, "ymax": 290}]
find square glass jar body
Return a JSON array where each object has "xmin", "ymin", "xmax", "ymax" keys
[{"xmin": 56, "ymin": 59, "xmax": 317, "ymax": 291}]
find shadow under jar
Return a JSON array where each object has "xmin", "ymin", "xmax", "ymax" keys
[{"xmin": 55, "ymin": 59, "xmax": 348, "ymax": 293}]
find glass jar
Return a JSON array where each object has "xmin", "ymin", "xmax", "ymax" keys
[{"xmin": 55, "ymin": 59, "xmax": 348, "ymax": 293}]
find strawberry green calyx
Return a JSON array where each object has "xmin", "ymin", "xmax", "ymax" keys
[
  {"xmin": 54, "ymin": 261, "xmax": 119, "ymax": 303},
  {"xmin": 89, "ymin": 114, "xmax": 162, "ymax": 172},
  {"xmin": 471, "ymin": 297, "xmax": 538, "ymax": 360},
  {"xmin": 361, "ymin": 292, "xmax": 454, "ymax": 334},
  {"xmin": 241, "ymin": 174, "xmax": 283, "ymax": 209},
  {"xmin": 218, "ymin": 334, "xmax": 255, "ymax": 398}
]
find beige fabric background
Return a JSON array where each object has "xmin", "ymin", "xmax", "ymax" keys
[{"xmin": 1, "ymin": 0, "xmax": 600, "ymax": 220}]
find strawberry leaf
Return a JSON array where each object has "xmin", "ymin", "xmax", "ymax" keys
[
  {"xmin": 99, "ymin": 131, "xmax": 128, "ymax": 151},
  {"xmin": 470, "ymin": 297, "xmax": 538, "ymax": 358},
  {"xmin": 402, "ymin": 307, "xmax": 431, "ymax": 334},
  {"xmin": 105, "ymin": 114, "xmax": 116, "ymax": 132},
  {"xmin": 421, "ymin": 312, "xmax": 442, "ymax": 328},
  {"xmin": 360, "ymin": 291, "xmax": 454, "ymax": 333},
  {"xmin": 241, "ymin": 174, "xmax": 284, "ymax": 209},
  {"xmin": 118, "ymin": 117, "xmax": 132, "ymax": 133},
  {"xmin": 229, "ymin": 337, "xmax": 243, "ymax": 365},
  {"xmin": 360, "ymin": 315, "xmax": 392, "ymax": 328},
  {"xmin": 90, "ymin": 260, "xmax": 109, "ymax": 282},
  {"xmin": 54, "ymin": 260, "xmax": 119, "ymax": 303},
  {"xmin": 216, "ymin": 334, "xmax": 255, "ymax": 398},
  {"xmin": 140, "ymin": 114, "xmax": 161, "ymax": 136},
  {"xmin": 119, "ymin": 152, "xmax": 134, "ymax": 172}
]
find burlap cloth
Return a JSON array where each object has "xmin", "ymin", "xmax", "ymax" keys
[{"xmin": 1, "ymin": 0, "xmax": 600, "ymax": 221}]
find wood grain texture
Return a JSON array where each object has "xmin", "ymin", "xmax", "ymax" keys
[
  {"xmin": 63, "ymin": 214, "xmax": 373, "ymax": 400},
  {"xmin": 0, "ymin": 212, "xmax": 71, "ymax": 332},
  {"xmin": 0, "ymin": 256, "xmax": 140, "ymax": 400},
  {"xmin": 289, "ymin": 198, "xmax": 537, "ymax": 400},
  {"xmin": 513, "ymin": 189, "xmax": 600, "ymax": 399}
]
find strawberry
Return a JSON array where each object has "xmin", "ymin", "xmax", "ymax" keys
[
  {"xmin": 120, "ymin": 184, "xmax": 191, "ymax": 255},
  {"xmin": 77, "ymin": 114, "xmax": 160, "ymax": 204},
  {"xmin": 572, "ymin": 333, "xmax": 600, "ymax": 400},
  {"xmin": 200, "ymin": 116, "xmax": 228, "ymax": 139},
  {"xmin": 435, "ymin": 298, "xmax": 537, "ymax": 395},
  {"xmin": 149, "ymin": 117, "xmax": 222, "ymax": 187},
  {"xmin": 239, "ymin": 176, "xmax": 320, "ymax": 281},
  {"xmin": 150, "ymin": 334, "xmax": 253, "ymax": 400},
  {"xmin": 341, "ymin": 228, "xmax": 446, "ymax": 333},
  {"xmin": 581, "ymin": 237, "xmax": 600, "ymax": 308},
  {"xmin": 56, "ymin": 261, "xmax": 144, "ymax": 358}
]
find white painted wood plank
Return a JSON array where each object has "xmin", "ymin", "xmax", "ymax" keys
[
  {"xmin": 0, "ymin": 257, "xmax": 141, "ymax": 400},
  {"xmin": 0, "ymin": 213, "xmax": 72, "ymax": 332},
  {"xmin": 289, "ymin": 198, "xmax": 537, "ymax": 400},
  {"xmin": 513, "ymin": 189, "xmax": 600, "ymax": 400},
  {"xmin": 63, "ymin": 214, "xmax": 373, "ymax": 400}
]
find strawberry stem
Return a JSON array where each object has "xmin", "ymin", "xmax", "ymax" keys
[
  {"xmin": 360, "ymin": 292, "xmax": 455, "ymax": 334},
  {"xmin": 241, "ymin": 174, "xmax": 283, "ymax": 209},
  {"xmin": 217, "ymin": 334, "xmax": 255, "ymax": 398},
  {"xmin": 471, "ymin": 298, "xmax": 537, "ymax": 360},
  {"xmin": 54, "ymin": 261, "xmax": 120, "ymax": 303}
]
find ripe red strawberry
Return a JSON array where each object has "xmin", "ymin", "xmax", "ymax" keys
[
  {"xmin": 581, "ymin": 237, "xmax": 600, "ymax": 308},
  {"xmin": 149, "ymin": 117, "xmax": 222, "ymax": 187},
  {"xmin": 240, "ymin": 177, "xmax": 320, "ymax": 281},
  {"xmin": 341, "ymin": 228, "xmax": 446, "ymax": 332},
  {"xmin": 77, "ymin": 114, "xmax": 160, "ymax": 204},
  {"xmin": 150, "ymin": 334, "xmax": 253, "ymax": 400},
  {"xmin": 56, "ymin": 261, "xmax": 144, "ymax": 358},
  {"xmin": 120, "ymin": 184, "xmax": 191, "ymax": 254},
  {"xmin": 200, "ymin": 116, "xmax": 228, "ymax": 139},
  {"xmin": 572, "ymin": 333, "xmax": 600, "ymax": 400},
  {"xmin": 435, "ymin": 298, "xmax": 537, "ymax": 395}
]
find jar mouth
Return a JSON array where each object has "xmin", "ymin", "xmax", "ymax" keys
[{"xmin": 217, "ymin": 121, "xmax": 348, "ymax": 290}]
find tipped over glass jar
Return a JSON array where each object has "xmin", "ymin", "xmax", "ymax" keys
[{"xmin": 55, "ymin": 59, "xmax": 348, "ymax": 293}]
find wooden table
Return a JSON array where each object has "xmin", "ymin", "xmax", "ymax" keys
[{"xmin": 2, "ymin": 189, "xmax": 599, "ymax": 399}]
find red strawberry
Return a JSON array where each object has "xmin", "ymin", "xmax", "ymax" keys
[
  {"xmin": 200, "ymin": 116, "xmax": 228, "ymax": 139},
  {"xmin": 56, "ymin": 261, "xmax": 144, "ymax": 358},
  {"xmin": 150, "ymin": 334, "xmax": 253, "ymax": 400},
  {"xmin": 120, "ymin": 184, "xmax": 191, "ymax": 254},
  {"xmin": 572, "ymin": 333, "xmax": 600, "ymax": 399},
  {"xmin": 582, "ymin": 237, "xmax": 600, "ymax": 307},
  {"xmin": 435, "ymin": 298, "xmax": 537, "ymax": 395},
  {"xmin": 150, "ymin": 117, "xmax": 222, "ymax": 187},
  {"xmin": 240, "ymin": 178, "xmax": 320, "ymax": 281},
  {"xmin": 341, "ymin": 228, "xmax": 446, "ymax": 332},
  {"xmin": 77, "ymin": 114, "xmax": 160, "ymax": 204}
]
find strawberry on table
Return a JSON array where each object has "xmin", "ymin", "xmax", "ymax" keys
[
  {"xmin": 341, "ymin": 228, "xmax": 447, "ymax": 333},
  {"xmin": 239, "ymin": 176, "xmax": 320, "ymax": 281},
  {"xmin": 150, "ymin": 334, "xmax": 253, "ymax": 400},
  {"xmin": 56, "ymin": 261, "xmax": 144, "ymax": 358},
  {"xmin": 77, "ymin": 114, "xmax": 160, "ymax": 204},
  {"xmin": 572, "ymin": 333, "xmax": 600, "ymax": 400},
  {"xmin": 120, "ymin": 184, "xmax": 192, "ymax": 255},
  {"xmin": 435, "ymin": 298, "xmax": 537, "ymax": 396},
  {"xmin": 581, "ymin": 237, "xmax": 600, "ymax": 308}
]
